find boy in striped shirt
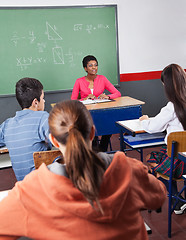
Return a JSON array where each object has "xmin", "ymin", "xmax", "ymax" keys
[{"xmin": 0, "ymin": 78, "xmax": 52, "ymax": 181}]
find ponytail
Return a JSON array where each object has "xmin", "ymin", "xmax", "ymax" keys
[
  {"xmin": 49, "ymin": 100, "xmax": 106, "ymax": 214},
  {"xmin": 65, "ymin": 127, "xmax": 106, "ymax": 214}
]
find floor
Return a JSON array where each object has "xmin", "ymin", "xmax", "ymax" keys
[{"xmin": 0, "ymin": 133, "xmax": 186, "ymax": 239}]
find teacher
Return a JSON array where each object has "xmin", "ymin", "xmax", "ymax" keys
[{"xmin": 71, "ymin": 55, "xmax": 121, "ymax": 152}]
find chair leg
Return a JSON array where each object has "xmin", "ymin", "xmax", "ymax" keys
[
  {"xmin": 168, "ymin": 142, "xmax": 176, "ymax": 238},
  {"xmin": 140, "ymin": 148, "xmax": 143, "ymax": 162},
  {"xmin": 109, "ymin": 138, "xmax": 112, "ymax": 151},
  {"xmin": 168, "ymin": 195, "xmax": 172, "ymax": 238},
  {"xmin": 184, "ymin": 179, "xmax": 186, "ymax": 199}
]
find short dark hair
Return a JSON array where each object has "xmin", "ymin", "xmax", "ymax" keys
[
  {"xmin": 16, "ymin": 77, "xmax": 43, "ymax": 109},
  {"xmin": 82, "ymin": 55, "xmax": 98, "ymax": 68}
]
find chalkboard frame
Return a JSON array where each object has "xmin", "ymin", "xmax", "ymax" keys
[{"xmin": 0, "ymin": 5, "xmax": 120, "ymax": 97}]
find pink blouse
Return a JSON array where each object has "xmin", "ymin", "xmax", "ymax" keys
[{"xmin": 71, "ymin": 75, "xmax": 121, "ymax": 100}]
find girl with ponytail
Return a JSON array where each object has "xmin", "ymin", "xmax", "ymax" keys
[{"xmin": 48, "ymin": 100, "xmax": 106, "ymax": 213}]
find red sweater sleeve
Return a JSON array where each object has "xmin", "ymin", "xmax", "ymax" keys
[
  {"xmin": 103, "ymin": 76, "xmax": 121, "ymax": 99},
  {"xmin": 71, "ymin": 79, "xmax": 80, "ymax": 100}
]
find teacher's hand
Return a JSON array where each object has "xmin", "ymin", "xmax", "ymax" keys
[
  {"xmin": 84, "ymin": 94, "xmax": 96, "ymax": 100},
  {"xmin": 98, "ymin": 93, "xmax": 109, "ymax": 99}
]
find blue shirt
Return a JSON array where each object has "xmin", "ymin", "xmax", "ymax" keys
[{"xmin": 0, "ymin": 109, "xmax": 52, "ymax": 181}]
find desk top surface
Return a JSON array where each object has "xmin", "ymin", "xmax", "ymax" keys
[
  {"xmin": 51, "ymin": 96, "xmax": 145, "ymax": 110},
  {"xmin": 86, "ymin": 96, "xmax": 145, "ymax": 110}
]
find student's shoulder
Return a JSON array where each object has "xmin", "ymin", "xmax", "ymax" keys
[
  {"xmin": 31, "ymin": 110, "xmax": 49, "ymax": 118},
  {"xmin": 112, "ymin": 151, "xmax": 147, "ymax": 173},
  {"xmin": 0, "ymin": 116, "xmax": 15, "ymax": 128},
  {"xmin": 161, "ymin": 101, "xmax": 174, "ymax": 114},
  {"xmin": 166, "ymin": 101, "xmax": 174, "ymax": 109},
  {"xmin": 97, "ymin": 152, "xmax": 114, "ymax": 169}
]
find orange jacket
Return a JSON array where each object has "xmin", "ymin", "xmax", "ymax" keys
[{"xmin": 0, "ymin": 152, "xmax": 166, "ymax": 240}]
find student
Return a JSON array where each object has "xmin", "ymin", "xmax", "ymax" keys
[
  {"xmin": 71, "ymin": 55, "xmax": 121, "ymax": 152},
  {"xmin": 0, "ymin": 100, "xmax": 166, "ymax": 240},
  {"xmin": 0, "ymin": 77, "xmax": 52, "ymax": 181},
  {"xmin": 139, "ymin": 63, "xmax": 186, "ymax": 214}
]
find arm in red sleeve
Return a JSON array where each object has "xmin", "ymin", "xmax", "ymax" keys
[
  {"xmin": 104, "ymin": 76, "xmax": 121, "ymax": 99},
  {"xmin": 71, "ymin": 79, "xmax": 80, "ymax": 100}
]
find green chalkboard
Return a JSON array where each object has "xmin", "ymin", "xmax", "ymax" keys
[{"xmin": 0, "ymin": 5, "xmax": 119, "ymax": 96}]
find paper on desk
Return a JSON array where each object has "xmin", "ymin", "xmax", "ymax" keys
[
  {"xmin": 117, "ymin": 118, "xmax": 154, "ymax": 132},
  {"xmin": 80, "ymin": 99, "xmax": 95, "ymax": 105},
  {"xmin": 0, "ymin": 190, "xmax": 9, "ymax": 201},
  {"xmin": 80, "ymin": 99, "xmax": 111, "ymax": 105},
  {"xmin": 117, "ymin": 119, "xmax": 144, "ymax": 132}
]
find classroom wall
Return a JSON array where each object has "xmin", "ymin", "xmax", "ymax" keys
[{"xmin": 1, "ymin": 0, "xmax": 185, "ymax": 122}]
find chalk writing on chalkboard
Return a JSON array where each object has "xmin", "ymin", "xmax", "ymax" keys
[
  {"xmin": 16, "ymin": 57, "xmax": 47, "ymax": 70},
  {"xmin": 11, "ymin": 31, "xmax": 36, "ymax": 46},
  {"xmin": 74, "ymin": 23, "xmax": 109, "ymax": 34},
  {"xmin": 46, "ymin": 22, "xmax": 63, "ymax": 41},
  {"xmin": 11, "ymin": 20, "xmax": 110, "ymax": 70}
]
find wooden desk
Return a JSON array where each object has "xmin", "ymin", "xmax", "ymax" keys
[
  {"xmin": 0, "ymin": 150, "xmax": 11, "ymax": 169},
  {"xmin": 0, "ymin": 146, "xmax": 8, "ymax": 154},
  {"xmin": 86, "ymin": 96, "xmax": 145, "ymax": 136}
]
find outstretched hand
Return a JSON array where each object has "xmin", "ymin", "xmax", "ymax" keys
[{"xmin": 139, "ymin": 115, "xmax": 149, "ymax": 121}]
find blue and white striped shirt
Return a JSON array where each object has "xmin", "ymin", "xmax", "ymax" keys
[{"xmin": 0, "ymin": 109, "xmax": 52, "ymax": 181}]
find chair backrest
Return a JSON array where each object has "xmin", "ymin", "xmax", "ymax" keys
[
  {"xmin": 167, "ymin": 131, "xmax": 186, "ymax": 157},
  {"xmin": 33, "ymin": 150, "xmax": 63, "ymax": 169}
]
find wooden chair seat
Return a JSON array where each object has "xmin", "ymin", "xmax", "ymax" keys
[{"xmin": 33, "ymin": 150, "xmax": 63, "ymax": 169}]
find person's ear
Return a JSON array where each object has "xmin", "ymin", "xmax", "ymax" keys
[
  {"xmin": 49, "ymin": 133, "xmax": 60, "ymax": 148},
  {"xmin": 84, "ymin": 67, "xmax": 88, "ymax": 73},
  {"xmin": 32, "ymin": 98, "xmax": 38, "ymax": 109},
  {"xmin": 90, "ymin": 125, "xmax": 95, "ymax": 141}
]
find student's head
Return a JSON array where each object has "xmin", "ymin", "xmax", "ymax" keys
[
  {"xmin": 49, "ymin": 100, "xmax": 105, "ymax": 213},
  {"xmin": 161, "ymin": 64, "xmax": 186, "ymax": 129},
  {"xmin": 16, "ymin": 77, "xmax": 45, "ymax": 111},
  {"xmin": 82, "ymin": 55, "xmax": 98, "ymax": 68}
]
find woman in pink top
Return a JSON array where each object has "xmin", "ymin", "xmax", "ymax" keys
[
  {"xmin": 71, "ymin": 55, "xmax": 121, "ymax": 100},
  {"xmin": 71, "ymin": 55, "xmax": 121, "ymax": 152}
]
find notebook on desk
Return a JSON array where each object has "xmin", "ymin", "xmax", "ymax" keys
[
  {"xmin": 117, "ymin": 118, "xmax": 166, "ymax": 146},
  {"xmin": 124, "ymin": 132, "xmax": 166, "ymax": 145},
  {"xmin": 80, "ymin": 98, "xmax": 113, "ymax": 105},
  {"xmin": 117, "ymin": 119, "xmax": 145, "ymax": 133}
]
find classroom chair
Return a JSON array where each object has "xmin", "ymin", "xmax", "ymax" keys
[
  {"xmin": 33, "ymin": 150, "xmax": 63, "ymax": 169},
  {"xmin": 155, "ymin": 131, "xmax": 186, "ymax": 238}
]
